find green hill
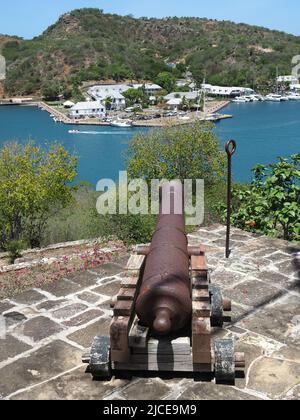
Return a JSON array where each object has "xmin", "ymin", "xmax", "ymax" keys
[{"xmin": 1, "ymin": 8, "xmax": 300, "ymax": 96}]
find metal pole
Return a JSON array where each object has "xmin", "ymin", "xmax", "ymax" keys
[{"xmin": 225, "ymin": 140, "xmax": 237, "ymax": 259}]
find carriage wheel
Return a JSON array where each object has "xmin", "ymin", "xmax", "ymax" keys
[
  {"xmin": 214, "ymin": 339, "xmax": 235, "ymax": 384},
  {"xmin": 210, "ymin": 285, "xmax": 224, "ymax": 327},
  {"xmin": 89, "ymin": 336, "xmax": 112, "ymax": 380}
]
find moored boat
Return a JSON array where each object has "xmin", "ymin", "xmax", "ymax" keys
[
  {"xmin": 265, "ymin": 94, "xmax": 283, "ymax": 102},
  {"xmin": 111, "ymin": 119, "xmax": 133, "ymax": 128},
  {"xmin": 232, "ymin": 96, "xmax": 250, "ymax": 103},
  {"xmin": 286, "ymin": 93, "xmax": 300, "ymax": 100}
]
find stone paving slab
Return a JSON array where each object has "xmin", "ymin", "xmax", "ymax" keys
[
  {"xmin": 63, "ymin": 309, "xmax": 104, "ymax": 328},
  {"xmin": 0, "ymin": 225, "xmax": 299, "ymax": 400},
  {"xmin": 114, "ymin": 378, "xmax": 172, "ymax": 401},
  {"xmin": 11, "ymin": 367, "xmax": 129, "ymax": 401},
  {"xmin": 13, "ymin": 316, "xmax": 65, "ymax": 343},
  {"xmin": 238, "ymin": 294, "xmax": 300, "ymax": 347},
  {"xmin": 66, "ymin": 318, "xmax": 112, "ymax": 348},
  {"xmin": 0, "ymin": 335, "xmax": 32, "ymax": 363},
  {"xmin": 0, "ymin": 340, "xmax": 83, "ymax": 399},
  {"xmin": 247, "ymin": 357, "xmax": 300, "ymax": 399},
  {"xmin": 51, "ymin": 303, "xmax": 88, "ymax": 320},
  {"xmin": 39, "ymin": 278, "xmax": 83, "ymax": 297},
  {"xmin": 228, "ymin": 279, "xmax": 283, "ymax": 308},
  {"xmin": 177, "ymin": 382, "xmax": 262, "ymax": 400},
  {"xmin": 10, "ymin": 290, "xmax": 47, "ymax": 305},
  {"xmin": 0, "ymin": 301, "xmax": 16, "ymax": 314}
]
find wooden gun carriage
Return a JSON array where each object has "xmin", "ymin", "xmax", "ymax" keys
[{"xmin": 83, "ymin": 181, "xmax": 245, "ymax": 384}]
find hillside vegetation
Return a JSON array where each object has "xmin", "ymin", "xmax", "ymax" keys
[{"xmin": 1, "ymin": 8, "xmax": 300, "ymax": 96}]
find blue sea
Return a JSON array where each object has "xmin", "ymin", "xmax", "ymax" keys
[{"xmin": 0, "ymin": 102, "xmax": 299, "ymax": 186}]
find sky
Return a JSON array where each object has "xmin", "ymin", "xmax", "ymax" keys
[{"xmin": 1, "ymin": 0, "xmax": 300, "ymax": 39}]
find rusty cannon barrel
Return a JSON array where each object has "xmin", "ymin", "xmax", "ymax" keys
[{"xmin": 135, "ymin": 181, "xmax": 192, "ymax": 336}]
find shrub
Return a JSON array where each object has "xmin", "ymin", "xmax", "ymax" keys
[
  {"xmin": 5, "ymin": 240, "xmax": 26, "ymax": 264},
  {"xmin": 230, "ymin": 155, "xmax": 300, "ymax": 242},
  {"xmin": 126, "ymin": 122, "xmax": 226, "ymax": 187},
  {"xmin": 0, "ymin": 142, "xmax": 78, "ymax": 250}
]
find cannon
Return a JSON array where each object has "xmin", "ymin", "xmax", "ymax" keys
[
  {"xmin": 136, "ymin": 181, "xmax": 191, "ymax": 335},
  {"xmin": 84, "ymin": 180, "xmax": 245, "ymax": 384}
]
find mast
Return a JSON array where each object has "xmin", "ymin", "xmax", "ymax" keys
[{"xmin": 203, "ymin": 76, "xmax": 206, "ymax": 117}]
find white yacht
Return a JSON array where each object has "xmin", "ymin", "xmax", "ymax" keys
[
  {"xmin": 111, "ymin": 119, "xmax": 133, "ymax": 128},
  {"xmin": 248, "ymin": 94, "xmax": 265, "ymax": 102},
  {"xmin": 286, "ymin": 93, "xmax": 300, "ymax": 101},
  {"xmin": 265, "ymin": 94, "xmax": 283, "ymax": 102},
  {"xmin": 232, "ymin": 96, "xmax": 250, "ymax": 103}
]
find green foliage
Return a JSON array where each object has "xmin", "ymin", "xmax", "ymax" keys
[
  {"xmin": 45, "ymin": 185, "xmax": 156, "ymax": 246},
  {"xmin": 126, "ymin": 122, "xmax": 226, "ymax": 187},
  {"xmin": 71, "ymin": 83, "xmax": 85, "ymax": 102},
  {"xmin": 155, "ymin": 72, "xmax": 176, "ymax": 93},
  {"xmin": 180, "ymin": 95, "xmax": 195, "ymax": 111},
  {"xmin": 3, "ymin": 10, "xmax": 300, "ymax": 95},
  {"xmin": 0, "ymin": 142, "xmax": 78, "ymax": 250},
  {"xmin": 42, "ymin": 84, "xmax": 60, "ymax": 101},
  {"xmin": 108, "ymin": 64, "xmax": 134, "ymax": 82},
  {"xmin": 99, "ymin": 213, "xmax": 156, "ymax": 245},
  {"xmin": 123, "ymin": 87, "xmax": 148, "ymax": 107},
  {"xmin": 5, "ymin": 240, "xmax": 26, "ymax": 264},
  {"xmin": 230, "ymin": 155, "xmax": 300, "ymax": 242}
]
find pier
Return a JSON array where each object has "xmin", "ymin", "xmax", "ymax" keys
[{"xmin": 1, "ymin": 99, "xmax": 232, "ymax": 128}]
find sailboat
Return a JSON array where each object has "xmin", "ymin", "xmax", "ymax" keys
[{"xmin": 196, "ymin": 78, "xmax": 216, "ymax": 121}]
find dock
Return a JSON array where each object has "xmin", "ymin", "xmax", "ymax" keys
[{"xmin": 1, "ymin": 99, "xmax": 232, "ymax": 128}]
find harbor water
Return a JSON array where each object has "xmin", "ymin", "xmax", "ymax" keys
[{"xmin": 0, "ymin": 102, "xmax": 299, "ymax": 186}]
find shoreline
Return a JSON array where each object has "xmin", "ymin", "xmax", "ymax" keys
[{"xmin": 0, "ymin": 99, "xmax": 232, "ymax": 127}]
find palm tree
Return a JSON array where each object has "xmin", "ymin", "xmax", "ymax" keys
[{"xmin": 105, "ymin": 96, "xmax": 113, "ymax": 111}]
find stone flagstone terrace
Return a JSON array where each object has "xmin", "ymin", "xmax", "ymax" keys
[{"xmin": 0, "ymin": 225, "xmax": 299, "ymax": 400}]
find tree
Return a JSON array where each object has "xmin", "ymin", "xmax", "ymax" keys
[
  {"xmin": 108, "ymin": 64, "xmax": 134, "ymax": 82},
  {"xmin": 42, "ymin": 84, "xmax": 60, "ymax": 101},
  {"xmin": 72, "ymin": 82, "xmax": 85, "ymax": 102},
  {"xmin": 123, "ymin": 87, "xmax": 148, "ymax": 107},
  {"xmin": 105, "ymin": 96, "xmax": 113, "ymax": 110},
  {"xmin": 230, "ymin": 155, "xmax": 300, "ymax": 241},
  {"xmin": 126, "ymin": 122, "xmax": 226, "ymax": 186},
  {"xmin": 180, "ymin": 96, "xmax": 193, "ymax": 111},
  {"xmin": 155, "ymin": 72, "xmax": 176, "ymax": 93},
  {"xmin": 0, "ymin": 142, "xmax": 78, "ymax": 249}
]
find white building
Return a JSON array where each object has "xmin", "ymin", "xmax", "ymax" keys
[
  {"xmin": 277, "ymin": 75, "xmax": 299, "ymax": 84},
  {"xmin": 63, "ymin": 100, "xmax": 75, "ymax": 108},
  {"xmin": 175, "ymin": 79, "xmax": 196, "ymax": 91},
  {"xmin": 88, "ymin": 83, "xmax": 163, "ymax": 108},
  {"xmin": 69, "ymin": 101, "xmax": 106, "ymax": 119},
  {"xmin": 164, "ymin": 91, "xmax": 200, "ymax": 101},
  {"xmin": 202, "ymin": 84, "xmax": 254, "ymax": 97},
  {"xmin": 291, "ymin": 83, "xmax": 300, "ymax": 92},
  {"xmin": 166, "ymin": 98, "xmax": 183, "ymax": 110},
  {"xmin": 134, "ymin": 83, "xmax": 163, "ymax": 95},
  {"xmin": 88, "ymin": 85, "xmax": 126, "ymax": 110},
  {"xmin": 105, "ymin": 91, "xmax": 126, "ymax": 110}
]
